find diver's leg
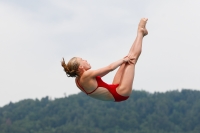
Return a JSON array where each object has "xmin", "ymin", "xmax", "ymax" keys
[
  {"xmin": 112, "ymin": 63, "xmax": 126, "ymax": 84},
  {"xmin": 112, "ymin": 18, "xmax": 148, "ymax": 85},
  {"xmin": 113, "ymin": 18, "xmax": 148, "ymax": 96}
]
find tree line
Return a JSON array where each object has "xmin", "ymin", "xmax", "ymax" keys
[{"xmin": 0, "ymin": 89, "xmax": 200, "ymax": 133}]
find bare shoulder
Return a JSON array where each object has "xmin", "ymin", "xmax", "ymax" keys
[{"xmin": 82, "ymin": 69, "xmax": 95, "ymax": 79}]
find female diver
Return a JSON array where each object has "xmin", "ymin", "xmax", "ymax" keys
[{"xmin": 61, "ymin": 18, "xmax": 148, "ymax": 102}]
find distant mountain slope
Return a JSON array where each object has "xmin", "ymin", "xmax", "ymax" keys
[{"xmin": 0, "ymin": 89, "xmax": 200, "ymax": 133}]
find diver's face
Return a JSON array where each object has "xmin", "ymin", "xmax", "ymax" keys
[{"xmin": 77, "ymin": 57, "xmax": 91, "ymax": 70}]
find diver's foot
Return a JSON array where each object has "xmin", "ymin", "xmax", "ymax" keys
[
  {"xmin": 138, "ymin": 18, "xmax": 148, "ymax": 36},
  {"xmin": 138, "ymin": 28, "xmax": 148, "ymax": 36}
]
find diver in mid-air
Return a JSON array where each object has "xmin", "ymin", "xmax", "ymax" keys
[{"xmin": 61, "ymin": 18, "xmax": 148, "ymax": 102}]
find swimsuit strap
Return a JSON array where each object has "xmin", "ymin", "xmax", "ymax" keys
[
  {"xmin": 76, "ymin": 78, "xmax": 98, "ymax": 95},
  {"xmin": 76, "ymin": 78, "xmax": 88, "ymax": 94}
]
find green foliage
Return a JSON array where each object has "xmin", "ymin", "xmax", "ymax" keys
[{"xmin": 0, "ymin": 89, "xmax": 200, "ymax": 133}]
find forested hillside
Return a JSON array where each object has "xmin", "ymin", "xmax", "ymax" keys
[{"xmin": 0, "ymin": 89, "xmax": 200, "ymax": 133}]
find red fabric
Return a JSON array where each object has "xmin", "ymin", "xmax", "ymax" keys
[
  {"xmin": 96, "ymin": 76, "xmax": 129, "ymax": 102},
  {"xmin": 76, "ymin": 76, "xmax": 129, "ymax": 102}
]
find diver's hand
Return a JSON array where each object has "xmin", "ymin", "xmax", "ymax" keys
[{"xmin": 123, "ymin": 56, "xmax": 134, "ymax": 64}]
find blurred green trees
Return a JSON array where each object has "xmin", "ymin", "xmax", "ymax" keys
[{"xmin": 0, "ymin": 89, "xmax": 200, "ymax": 133}]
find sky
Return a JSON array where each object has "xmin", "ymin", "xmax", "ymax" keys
[{"xmin": 0, "ymin": 0, "xmax": 200, "ymax": 107}]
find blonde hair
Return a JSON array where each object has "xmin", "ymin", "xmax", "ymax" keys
[{"xmin": 61, "ymin": 57, "xmax": 80, "ymax": 77}]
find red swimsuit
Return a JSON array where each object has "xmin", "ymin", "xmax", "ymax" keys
[{"xmin": 76, "ymin": 76, "xmax": 129, "ymax": 102}]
